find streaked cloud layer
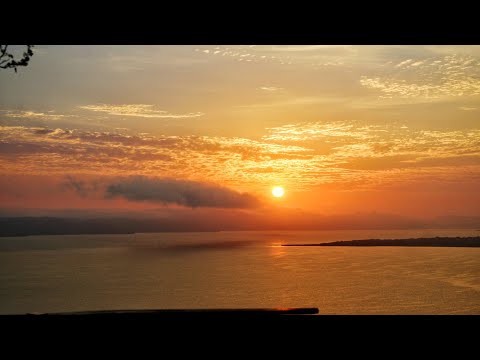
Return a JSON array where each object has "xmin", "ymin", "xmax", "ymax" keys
[
  {"xmin": 1, "ymin": 124, "xmax": 478, "ymax": 194},
  {"xmin": 78, "ymin": 104, "xmax": 204, "ymax": 119},
  {"xmin": 1, "ymin": 110, "xmax": 68, "ymax": 121},
  {"xmin": 360, "ymin": 54, "xmax": 480, "ymax": 100}
]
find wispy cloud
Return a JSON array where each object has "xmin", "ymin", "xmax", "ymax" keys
[
  {"xmin": 194, "ymin": 45, "xmax": 352, "ymax": 68},
  {"xmin": 265, "ymin": 45, "xmax": 354, "ymax": 52},
  {"xmin": 62, "ymin": 175, "xmax": 100, "ymax": 198},
  {"xmin": 78, "ymin": 104, "xmax": 204, "ymax": 119},
  {"xmin": 235, "ymin": 96, "xmax": 346, "ymax": 110},
  {"xmin": 259, "ymin": 86, "xmax": 283, "ymax": 91},
  {"xmin": 361, "ymin": 54, "xmax": 480, "ymax": 99},
  {"xmin": 459, "ymin": 106, "xmax": 477, "ymax": 111},
  {"xmin": 0, "ymin": 110, "xmax": 68, "ymax": 121},
  {"xmin": 395, "ymin": 59, "xmax": 413, "ymax": 68},
  {"xmin": 263, "ymin": 121, "xmax": 376, "ymax": 142}
]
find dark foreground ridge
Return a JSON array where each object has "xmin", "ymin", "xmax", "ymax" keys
[
  {"xmin": 4, "ymin": 307, "xmax": 319, "ymax": 317},
  {"xmin": 283, "ymin": 236, "xmax": 480, "ymax": 247}
]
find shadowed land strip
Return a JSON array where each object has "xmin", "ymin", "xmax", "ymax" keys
[
  {"xmin": 3, "ymin": 308, "xmax": 320, "ymax": 317},
  {"xmin": 282, "ymin": 237, "xmax": 480, "ymax": 247}
]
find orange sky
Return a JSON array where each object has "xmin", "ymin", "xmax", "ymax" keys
[{"xmin": 0, "ymin": 45, "xmax": 479, "ymax": 226}]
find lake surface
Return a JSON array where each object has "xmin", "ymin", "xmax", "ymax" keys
[{"xmin": 1, "ymin": 229, "xmax": 479, "ymax": 314}]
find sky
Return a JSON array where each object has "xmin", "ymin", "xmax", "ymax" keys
[{"xmin": 0, "ymin": 45, "xmax": 479, "ymax": 228}]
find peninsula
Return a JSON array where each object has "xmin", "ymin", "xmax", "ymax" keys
[{"xmin": 282, "ymin": 237, "xmax": 480, "ymax": 248}]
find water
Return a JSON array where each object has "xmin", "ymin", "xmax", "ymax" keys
[{"xmin": 0, "ymin": 229, "xmax": 479, "ymax": 314}]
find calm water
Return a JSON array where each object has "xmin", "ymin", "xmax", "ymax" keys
[{"xmin": 0, "ymin": 229, "xmax": 479, "ymax": 314}]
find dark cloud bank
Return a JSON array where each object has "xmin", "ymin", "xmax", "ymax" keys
[
  {"xmin": 63, "ymin": 175, "xmax": 260, "ymax": 209},
  {"xmin": 104, "ymin": 177, "xmax": 260, "ymax": 209}
]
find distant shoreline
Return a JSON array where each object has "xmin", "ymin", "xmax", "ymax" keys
[{"xmin": 282, "ymin": 237, "xmax": 480, "ymax": 247}]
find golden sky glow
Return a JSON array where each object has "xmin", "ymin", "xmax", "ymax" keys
[{"xmin": 0, "ymin": 45, "xmax": 479, "ymax": 221}]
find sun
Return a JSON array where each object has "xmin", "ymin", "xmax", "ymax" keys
[{"xmin": 272, "ymin": 186, "xmax": 285, "ymax": 198}]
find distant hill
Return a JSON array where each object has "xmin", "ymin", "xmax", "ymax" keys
[
  {"xmin": 0, "ymin": 216, "xmax": 221, "ymax": 237},
  {"xmin": 0, "ymin": 212, "xmax": 479, "ymax": 237},
  {"xmin": 283, "ymin": 237, "xmax": 480, "ymax": 247}
]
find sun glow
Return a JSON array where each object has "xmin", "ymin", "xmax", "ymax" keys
[{"xmin": 272, "ymin": 186, "xmax": 285, "ymax": 198}]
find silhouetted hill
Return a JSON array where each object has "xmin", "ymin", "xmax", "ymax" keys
[
  {"xmin": 0, "ymin": 216, "xmax": 222, "ymax": 237},
  {"xmin": 0, "ymin": 212, "xmax": 479, "ymax": 237},
  {"xmin": 283, "ymin": 237, "xmax": 480, "ymax": 247}
]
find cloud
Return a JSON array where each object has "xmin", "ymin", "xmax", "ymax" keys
[
  {"xmin": 235, "ymin": 96, "xmax": 346, "ymax": 110},
  {"xmin": 263, "ymin": 121, "xmax": 372, "ymax": 142},
  {"xmin": 78, "ymin": 104, "xmax": 204, "ymax": 119},
  {"xmin": 0, "ymin": 110, "xmax": 67, "ymax": 121},
  {"xmin": 265, "ymin": 121, "xmax": 480, "ymax": 156},
  {"xmin": 62, "ymin": 175, "xmax": 101, "ymax": 198},
  {"xmin": 195, "ymin": 45, "xmax": 351, "ymax": 68},
  {"xmin": 259, "ymin": 86, "xmax": 283, "ymax": 91},
  {"xmin": 459, "ymin": 106, "xmax": 477, "ymax": 111},
  {"xmin": 1, "ymin": 124, "xmax": 479, "ymax": 192},
  {"xmin": 262, "ymin": 121, "xmax": 480, "ymax": 186},
  {"xmin": 395, "ymin": 59, "xmax": 413, "ymax": 68},
  {"xmin": 0, "ymin": 125, "xmax": 313, "ymax": 192},
  {"xmin": 105, "ymin": 177, "xmax": 260, "ymax": 208},
  {"xmin": 360, "ymin": 54, "xmax": 480, "ymax": 99}
]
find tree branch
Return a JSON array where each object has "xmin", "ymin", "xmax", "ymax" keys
[{"xmin": 0, "ymin": 45, "xmax": 34, "ymax": 72}]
